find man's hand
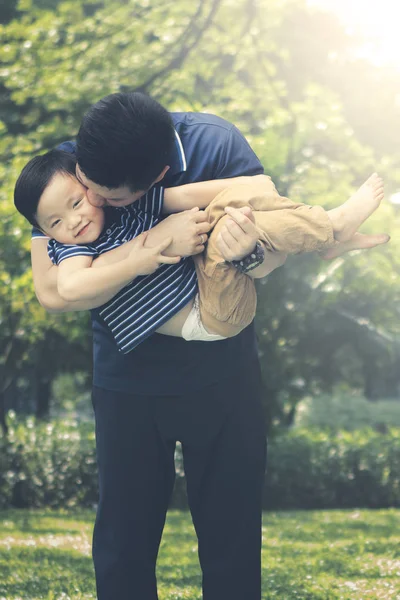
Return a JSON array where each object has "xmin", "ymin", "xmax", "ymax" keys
[
  {"xmin": 145, "ymin": 207, "xmax": 211, "ymax": 257},
  {"xmin": 216, "ymin": 206, "xmax": 259, "ymax": 261},
  {"xmin": 216, "ymin": 205, "xmax": 287, "ymax": 278}
]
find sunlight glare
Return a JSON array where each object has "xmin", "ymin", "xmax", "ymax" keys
[{"xmin": 308, "ymin": 0, "xmax": 400, "ymax": 68}]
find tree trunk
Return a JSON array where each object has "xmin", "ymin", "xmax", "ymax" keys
[
  {"xmin": 35, "ymin": 378, "xmax": 51, "ymax": 420},
  {"xmin": 0, "ymin": 392, "xmax": 8, "ymax": 436}
]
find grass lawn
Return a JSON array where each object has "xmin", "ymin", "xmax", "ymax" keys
[{"xmin": 0, "ymin": 509, "xmax": 399, "ymax": 599}]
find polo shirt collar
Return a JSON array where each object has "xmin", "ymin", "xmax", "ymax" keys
[{"xmin": 165, "ymin": 130, "xmax": 187, "ymax": 178}]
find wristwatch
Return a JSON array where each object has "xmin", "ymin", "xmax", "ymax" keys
[{"xmin": 230, "ymin": 241, "xmax": 265, "ymax": 274}]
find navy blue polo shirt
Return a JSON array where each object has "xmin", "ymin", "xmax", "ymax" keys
[{"xmin": 61, "ymin": 112, "xmax": 264, "ymax": 395}]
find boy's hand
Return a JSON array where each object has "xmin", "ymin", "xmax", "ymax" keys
[
  {"xmin": 147, "ymin": 207, "xmax": 211, "ymax": 256},
  {"xmin": 216, "ymin": 206, "xmax": 259, "ymax": 261},
  {"xmin": 127, "ymin": 232, "xmax": 181, "ymax": 276}
]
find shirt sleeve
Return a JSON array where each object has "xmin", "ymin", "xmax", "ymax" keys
[
  {"xmin": 57, "ymin": 140, "xmax": 76, "ymax": 154},
  {"xmin": 31, "ymin": 227, "xmax": 49, "ymax": 240},
  {"xmin": 216, "ymin": 125, "xmax": 264, "ymax": 178},
  {"xmin": 47, "ymin": 239, "xmax": 98, "ymax": 265}
]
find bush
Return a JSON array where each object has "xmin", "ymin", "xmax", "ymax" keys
[
  {"xmin": 1, "ymin": 415, "xmax": 400, "ymax": 510},
  {"xmin": 0, "ymin": 414, "xmax": 97, "ymax": 509},
  {"xmin": 265, "ymin": 429, "xmax": 400, "ymax": 509},
  {"xmin": 294, "ymin": 393, "xmax": 400, "ymax": 431}
]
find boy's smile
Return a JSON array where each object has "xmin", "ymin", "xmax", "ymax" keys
[{"xmin": 35, "ymin": 173, "xmax": 105, "ymax": 245}]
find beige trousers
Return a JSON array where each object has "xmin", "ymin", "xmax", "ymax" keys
[{"xmin": 193, "ymin": 178, "xmax": 335, "ymax": 337}]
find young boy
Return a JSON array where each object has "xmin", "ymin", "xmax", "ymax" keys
[{"xmin": 14, "ymin": 149, "xmax": 388, "ymax": 350}]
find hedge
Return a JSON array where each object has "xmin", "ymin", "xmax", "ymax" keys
[
  {"xmin": 0, "ymin": 417, "xmax": 399, "ymax": 510},
  {"xmin": 294, "ymin": 394, "xmax": 400, "ymax": 431}
]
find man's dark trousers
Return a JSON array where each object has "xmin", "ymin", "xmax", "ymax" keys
[{"xmin": 92, "ymin": 359, "xmax": 267, "ymax": 599}]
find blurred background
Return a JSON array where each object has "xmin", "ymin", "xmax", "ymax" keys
[{"xmin": 0, "ymin": 0, "xmax": 399, "ymax": 440}]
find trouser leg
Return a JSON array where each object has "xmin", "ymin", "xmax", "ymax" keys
[
  {"xmin": 180, "ymin": 362, "xmax": 267, "ymax": 600},
  {"xmin": 92, "ymin": 386, "xmax": 176, "ymax": 600},
  {"xmin": 194, "ymin": 212, "xmax": 258, "ymax": 337},
  {"xmin": 204, "ymin": 178, "xmax": 334, "ymax": 254}
]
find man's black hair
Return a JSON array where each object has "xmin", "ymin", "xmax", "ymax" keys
[
  {"xmin": 14, "ymin": 149, "xmax": 77, "ymax": 227},
  {"xmin": 76, "ymin": 92, "xmax": 176, "ymax": 193}
]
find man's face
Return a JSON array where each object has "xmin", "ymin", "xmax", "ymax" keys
[{"xmin": 76, "ymin": 164, "xmax": 145, "ymax": 208}]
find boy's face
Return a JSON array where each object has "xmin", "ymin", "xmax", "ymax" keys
[{"xmin": 35, "ymin": 173, "xmax": 105, "ymax": 245}]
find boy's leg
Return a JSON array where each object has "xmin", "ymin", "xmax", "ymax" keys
[
  {"xmin": 217, "ymin": 175, "xmax": 387, "ymax": 256},
  {"xmin": 193, "ymin": 214, "xmax": 258, "ymax": 337},
  {"xmin": 205, "ymin": 179, "xmax": 335, "ymax": 254},
  {"xmin": 195, "ymin": 176, "xmax": 388, "ymax": 336},
  {"xmin": 92, "ymin": 386, "xmax": 176, "ymax": 600},
  {"xmin": 194, "ymin": 178, "xmax": 334, "ymax": 336}
]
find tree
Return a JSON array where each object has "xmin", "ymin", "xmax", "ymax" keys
[{"xmin": 1, "ymin": 0, "xmax": 399, "ymax": 430}]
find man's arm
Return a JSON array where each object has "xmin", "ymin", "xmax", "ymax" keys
[
  {"xmin": 163, "ymin": 175, "xmax": 269, "ymax": 213},
  {"xmin": 207, "ymin": 123, "xmax": 287, "ymax": 274}
]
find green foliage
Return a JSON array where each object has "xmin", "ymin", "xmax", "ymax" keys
[
  {"xmin": 295, "ymin": 393, "xmax": 400, "ymax": 431},
  {"xmin": 50, "ymin": 372, "xmax": 92, "ymax": 419},
  {"xmin": 1, "ymin": 508, "xmax": 400, "ymax": 599},
  {"xmin": 266, "ymin": 429, "xmax": 400, "ymax": 510},
  {"xmin": 1, "ymin": 0, "xmax": 400, "ymax": 424},
  {"xmin": 1, "ymin": 417, "xmax": 400, "ymax": 511},
  {"xmin": 0, "ymin": 415, "xmax": 96, "ymax": 509}
]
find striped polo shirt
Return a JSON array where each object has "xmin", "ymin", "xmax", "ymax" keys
[{"xmin": 33, "ymin": 185, "xmax": 197, "ymax": 353}]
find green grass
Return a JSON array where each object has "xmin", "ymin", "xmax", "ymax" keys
[{"xmin": 0, "ymin": 509, "xmax": 400, "ymax": 599}]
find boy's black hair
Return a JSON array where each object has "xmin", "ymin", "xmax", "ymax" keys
[
  {"xmin": 14, "ymin": 149, "xmax": 77, "ymax": 227},
  {"xmin": 76, "ymin": 92, "xmax": 176, "ymax": 193}
]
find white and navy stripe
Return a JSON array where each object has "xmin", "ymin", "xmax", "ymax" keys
[{"xmin": 37, "ymin": 185, "xmax": 197, "ymax": 353}]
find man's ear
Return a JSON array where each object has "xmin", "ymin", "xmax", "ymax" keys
[{"xmin": 154, "ymin": 165, "xmax": 170, "ymax": 184}]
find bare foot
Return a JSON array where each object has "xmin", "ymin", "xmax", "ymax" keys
[
  {"xmin": 328, "ymin": 173, "xmax": 385, "ymax": 242},
  {"xmin": 321, "ymin": 232, "xmax": 390, "ymax": 260}
]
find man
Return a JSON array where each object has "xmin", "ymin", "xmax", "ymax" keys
[{"xmin": 31, "ymin": 92, "xmax": 287, "ymax": 600}]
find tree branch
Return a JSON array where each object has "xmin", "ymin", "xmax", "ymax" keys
[{"xmin": 133, "ymin": 0, "xmax": 222, "ymax": 93}]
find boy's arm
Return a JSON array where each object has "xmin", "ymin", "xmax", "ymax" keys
[
  {"xmin": 52, "ymin": 234, "xmax": 179, "ymax": 304},
  {"xmin": 31, "ymin": 238, "xmax": 119, "ymax": 312},
  {"xmin": 31, "ymin": 223, "xmax": 202, "ymax": 312},
  {"xmin": 31, "ymin": 235, "xmax": 178, "ymax": 311},
  {"xmin": 56, "ymin": 254, "xmax": 136, "ymax": 303}
]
